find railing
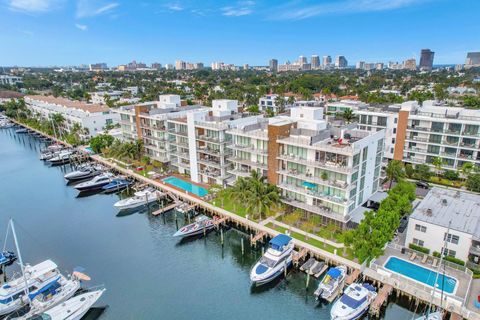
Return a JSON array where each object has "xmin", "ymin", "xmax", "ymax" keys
[
  {"xmin": 230, "ymin": 157, "xmax": 267, "ymax": 169},
  {"xmin": 279, "ymin": 183, "xmax": 350, "ymax": 205},
  {"xmin": 281, "ymin": 198, "xmax": 349, "ymax": 223},
  {"xmin": 277, "ymin": 154, "xmax": 352, "ymax": 173},
  {"xmin": 277, "ymin": 169, "xmax": 350, "ymax": 190}
]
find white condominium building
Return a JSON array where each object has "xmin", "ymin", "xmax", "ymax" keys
[{"xmin": 25, "ymin": 95, "xmax": 119, "ymax": 137}]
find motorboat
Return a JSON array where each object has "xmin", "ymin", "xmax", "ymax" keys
[
  {"xmin": 47, "ymin": 150, "xmax": 74, "ymax": 166},
  {"xmin": 113, "ymin": 188, "xmax": 162, "ymax": 210},
  {"xmin": 250, "ymin": 234, "xmax": 294, "ymax": 286},
  {"xmin": 0, "ymin": 251, "xmax": 17, "ymax": 268},
  {"xmin": 314, "ymin": 265, "xmax": 347, "ymax": 301},
  {"xmin": 102, "ymin": 178, "xmax": 132, "ymax": 194},
  {"xmin": 0, "ymin": 260, "xmax": 78, "ymax": 316},
  {"xmin": 15, "ymin": 128, "xmax": 27, "ymax": 134},
  {"xmin": 173, "ymin": 215, "xmax": 214, "ymax": 238},
  {"xmin": 74, "ymin": 173, "xmax": 114, "ymax": 192},
  {"xmin": 6, "ymin": 278, "xmax": 81, "ymax": 320},
  {"xmin": 64, "ymin": 164, "xmax": 102, "ymax": 182},
  {"xmin": 330, "ymin": 283, "xmax": 377, "ymax": 320},
  {"xmin": 20, "ymin": 289, "xmax": 105, "ymax": 320}
]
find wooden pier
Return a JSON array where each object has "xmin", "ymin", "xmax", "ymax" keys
[
  {"xmin": 345, "ymin": 268, "xmax": 361, "ymax": 285},
  {"xmin": 369, "ymin": 284, "xmax": 393, "ymax": 317},
  {"xmin": 213, "ymin": 217, "xmax": 228, "ymax": 227},
  {"xmin": 293, "ymin": 248, "xmax": 309, "ymax": 266},
  {"xmin": 152, "ymin": 203, "xmax": 178, "ymax": 216},
  {"xmin": 250, "ymin": 231, "xmax": 267, "ymax": 247}
]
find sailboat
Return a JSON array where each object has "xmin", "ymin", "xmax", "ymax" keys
[{"xmin": 414, "ymin": 221, "xmax": 452, "ymax": 320}]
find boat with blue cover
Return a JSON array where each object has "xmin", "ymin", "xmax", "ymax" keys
[
  {"xmin": 74, "ymin": 173, "xmax": 114, "ymax": 192},
  {"xmin": 0, "ymin": 251, "xmax": 17, "ymax": 268},
  {"xmin": 102, "ymin": 178, "xmax": 132, "ymax": 194},
  {"xmin": 314, "ymin": 265, "xmax": 347, "ymax": 301},
  {"xmin": 249, "ymin": 234, "xmax": 294, "ymax": 286},
  {"xmin": 330, "ymin": 283, "xmax": 377, "ymax": 320}
]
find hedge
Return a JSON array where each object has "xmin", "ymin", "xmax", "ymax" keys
[
  {"xmin": 432, "ymin": 251, "xmax": 466, "ymax": 266},
  {"xmin": 409, "ymin": 243, "xmax": 430, "ymax": 254}
]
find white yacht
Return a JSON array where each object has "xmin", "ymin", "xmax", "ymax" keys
[
  {"xmin": 74, "ymin": 173, "xmax": 114, "ymax": 192},
  {"xmin": 64, "ymin": 164, "xmax": 102, "ymax": 182},
  {"xmin": 46, "ymin": 150, "xmax": 74, "ymax": 166},
  {"xmin": 330, "ymin": 283, "xmax": 377, "ymax": 320},
  {"xmin": 250, "ymin": 234, "xmax": 294, "ymax": 286},
  {"xmin": 314, "ymin": 265, "xmax": 347, "ymax": 300},
  {"xmin": 23, "ymin": 289, "xmax": 105, "ymax": 320},
  {"xmin": 0, "ymin": 260, "xmax": 77, "ymax": 316},
  {"xmin": 113, "ymin": 188, "xmax": 162, "ymax": 210}
]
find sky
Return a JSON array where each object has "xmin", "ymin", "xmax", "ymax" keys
[{"xmin": 1, "ymin": 0, "xmax": 479, "ymax": 67}]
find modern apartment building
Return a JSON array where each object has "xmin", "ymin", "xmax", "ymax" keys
[
  {"xmin": 0, "ymin": 75, "xmax": 22, "ymax": 85},
  {"xmin": 25, "ymin": 95, "xmax": 119, "ymax": 137},
  {"xmin": 269, "ymin": 59, "xmax": 278, "ymax": 72},
  {"xmin": 419, "ymin": 49, "xmax": 435, "ymax": 71},
  {"xmin": 258, "ymin": 94, "xmax": 292, "ymax": 113},
  {"xmin": 356, "ymin": 100, "xmax": 480, "ymax": 170},
  {"xmin": 405, "ymin": 187, "xmax": 480, "ymax": 267},
  {"xmin": 325, "ymin": 100, "xmax": 367, "ymax": 115},
  {"xmin": 465, "ymin": 52, "xmax": 480, "ymax": 68},
  {"xmin": 335, "ymin": 56, "xmax": 348, "ymax": 69},
  {"xmin": 228, "ymin": 106, "xmax": 385, "ymax": 227}
]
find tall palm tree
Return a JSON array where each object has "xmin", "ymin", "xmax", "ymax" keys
[
  {"xmin": 386, "ymin": 160, "xmax": 405, "ymax": 190},
  {"xmin": 341, "ymin": 108, "xmax": 355, "ymax": 124}
]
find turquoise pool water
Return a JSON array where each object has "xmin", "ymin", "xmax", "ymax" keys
[
  {"xmin": 163, "ymin": 176, "xmax": 208, "ymax": 197},
  {"xmin": 384, "ymin": 256, "xmax": 457, "ymax": 294}
]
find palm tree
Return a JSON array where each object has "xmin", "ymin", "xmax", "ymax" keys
[
  {"xmin": 432, "ymin": 156, "xmax": 443, "ymax": 177},
  {"xmin": 386, "ymin": 160, "xmax": 405, "ymax": 189},
  {"xmin": 460, "ymin": 162, "xmax": 473, "ymax": 181},
  {"xmin": 51, "ymin": 113, "xmax": 66, "ymax": 137},
  {"xmin": 274, "ymin": 95, "xmax": 286, "ymax": 114},
  {"xmin": 341, "ymin": 108, "xmax": 355, "ymax": 124}
]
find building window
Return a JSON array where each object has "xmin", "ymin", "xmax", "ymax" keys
[
  {"xmin": 393, "ymin": 128, "xmax": 396, "ymax": 134},
  {"xmin": 394, "ymin": 118, "xmax": 398, "ymax": 124},
  {"xmin": 444, "ymin": 233, "xmax": 459, "ymax": 245},
  {"xmin": 413, "ymin": 238, "xmax": 425, "ymax": 247},
  {"xmin": 415, "ymin": 224, "xmax": 427, "ymax": 232},
  {"xmin": 441, "ymin": 248, "xmax": 456, "ymax": 258}
]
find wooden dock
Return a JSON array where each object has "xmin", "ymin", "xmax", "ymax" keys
[
  {"xmin": 250, "ymin": 231, "xmax": 267, "ymax": 246},
  {"xmin": 346, "ymin": 268, "xmax": 361, "ymax": 285},
  {"xmin": 152, "ymin": 203, "xmax": 178, "ymax": 216},
  {"xmin": 293, "ymin": 248, "xmax": 309, "ymax": 266},
  {"xmin": 213, "ymin": 217, "xmax": 228, "ymax": 227},
  {"xmin": 369, "ymin": 284, "xmax": 393, "ymax": 317}
]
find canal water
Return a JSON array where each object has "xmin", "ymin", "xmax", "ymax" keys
[{"xmin": 0, "ymin": 129, "xmax": 420, "ymax": 320}]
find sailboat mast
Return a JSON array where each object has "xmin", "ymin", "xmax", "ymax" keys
[{"xmin": 10, "ymin": 219, "xmax": 31, "ymax": 304}]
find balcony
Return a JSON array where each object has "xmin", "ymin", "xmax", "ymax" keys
[
  {"xmin": 230, "ymin": 157, "xmax": 267, "ymax": 169},
  {"xmin": 228, "ymin": 169, "xmax": 252, "ymax": 178},
  {"xmin": 277, "ymin": 154, "xmax": 352, "ymax": 173},
  {"xmin": 228, "ymin": 144, "xmax": 268, "ymax": 155},
  {"xmin": 277, "ymin": 169, "xmax": 350, "ymax": 190},
  {"xmin": 469, "ymin": 245, "xmax": 480, "ymax": 256},
  {"xmin": 281, "ymin": 198, "xmax": 349, "ymax": 223},
  {"xmin": 197, "ymin": 146, "xmax": 222, "ymax": 156},
  {"xmin": 196, "ymin": 135, "xmax": 228, "ymax": 144},
  {"xmin": 197, "ymin": 158, "xmax": 227, "ymax": 168},
  {"xmin": 279, "ymin": 183, "xmax": 350, "ymax": 206}
]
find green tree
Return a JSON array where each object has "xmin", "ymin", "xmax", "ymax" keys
[
  {"xmin": 89, "ymin": 134, "xmax": 114, "ymax": 153},
  {"xmin": 340, "ymin": 108, "xmax": 355, "ymax": 124},
  {"xmin": 460, "ymin": 162, "xmax": 474, "ymax": 180},
  {"xmin": 386, "ymin": 160, "xmax": 405, "ymax": 189},
  {"xmin": 414, "ymin": 164, "xmax": 432, "ymax": 181},
  {"xmin": 433, "ymin": 84, "xmax": 447, "ymax": 101},
  {"xmin": 466, "ymin": 174, "xmax": 480, "ymax": 192},
  {"xmin": 405, "ymin": 163, "xmax": 414, "ymax": 178},
  {"xmin": 432, "ymin": 156, "xmax": 444, "ymax": 177}
]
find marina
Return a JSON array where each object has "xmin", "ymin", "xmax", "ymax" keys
[{"xmin": 0, "ymin": 124, "xmax": 431, "ymax": 319}]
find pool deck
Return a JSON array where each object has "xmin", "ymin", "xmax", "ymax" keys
[{"xmin": 155, "ymin": 174, "xmax": 210, "ymax": 200}]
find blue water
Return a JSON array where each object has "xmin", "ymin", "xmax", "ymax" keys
[
  {"xmin": 384, "ymin": 257, "xmax": 457, "ymax": 294},
  {"xmin": 163, "ymin": 176, "xmax": 208, "ymax": 197}
]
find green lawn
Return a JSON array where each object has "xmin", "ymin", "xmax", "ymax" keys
[
  {"xmin": 266, "ymin": 223, "xmax": 355, "ymax": 261},
  {"xmin": 209, "ymin": 193, "xmax": 248, "ymax": 218},
  {"xmin": 429, "ymin": 176, "xmax": 463, "ymax": 188},
  {"xmin": 276, "ymin": 215, "xmax": 344, "ymax": 243}
]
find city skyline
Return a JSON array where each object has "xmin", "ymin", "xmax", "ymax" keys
[{"xmin": 1, "ymin": 0, "xmax": 480, "ymax": 66}]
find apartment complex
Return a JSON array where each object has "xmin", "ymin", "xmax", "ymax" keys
[
  {"xmin": 25, "ymin": 95, "xmax": 119, "ymax": 137},
  {"xmin": 356, "ymin": 101, "xmax": 480, "ymax": 170},
  {"xmin": 228, "ymin": 106, "xmax": 385, "ymax": 227},
  {"xmin": 405, "ymin": 187, "xmax": 480, "ymax": 267},
  {"xmin": 258, "ymin": 94, "xmax": 291, "ymax": 113}
]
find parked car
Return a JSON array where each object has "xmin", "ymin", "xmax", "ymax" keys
[
  {"xmin": 398, "ymin": 216, "xmax": 408, "ymax": 233},
  {"xmin": 415, "ymin": 181, "xmax": 430, "ymax": 189}
]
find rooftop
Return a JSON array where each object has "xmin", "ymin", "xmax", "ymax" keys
[
  {"xmin": 410, "ymin": 187, "xmax": 480, "ymax": 237},
  {"xmin": 26, "ymin": 95, "xmax": 109, "ymax": 113}
]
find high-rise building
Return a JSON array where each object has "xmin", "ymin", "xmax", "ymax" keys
[
  {"xmin": 356, "ymin": 61, "xmax": 365, "ymax": 69},
  {"xmin": 151, "ymin": 62, "xmax": 162, "ymax": 70},
  {"xmin": 243, "ymin": 64, "xmax": 249, "ymax": 70},
  {"xmin": 269, "ymin": 59, "xmax": 278, "ymax": 71},
  {"xmin": 89, "ymin": 63, "xmax": 107, "ymax": 71},
  {"xmin": 298, "ymin": 55, "xmax": 307, "ymax": 65},
  {"xmin": 175, "ymin": 60, "xmax": 186, "ymax": 70},
  {"xmin": 465, "ymin": 52, "xmax": 480, "ymax": 68},
  {"xmin": 165, "ymin": 64, "xmax": 174, "ymax": 70},
  {"xmin": 335, "ymin": 56, "xmax": 348, "ymax": 69},
  {"xmin": 311, "ymin": 55, "xmax": 320, "ymax": 69},
  {"xmin": 403, "ymin": 58, "xmax": 417, "ymax": 71},
  {"xmin": 375, "ymin": 63, "xmax": 384, "ymax": 70},
  {"xmin": 419, "ymin": 49, "xmax": 434, "ymax": 71},
  {"xmin": 322, "ymin": 55, "xmax": 332, "ymax": 68}
]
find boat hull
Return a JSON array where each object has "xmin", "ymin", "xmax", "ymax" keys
[
  {"xmin": 252, "ymin": 261, "xmax": 292, "ymax": 286},
  {"xmin": 173, "ymin": 225, "xmax": 215, "ymax": 238},
  {"xmin": 114, "ymin": 197, "xmax": 158, "ymax": 210}
]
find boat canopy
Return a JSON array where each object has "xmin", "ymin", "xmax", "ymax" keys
[
  {"xmin": 340, "ymin": 294, "xmax": 366, "ymax": 309},
  {"xmin": 326, "ymin": 267, "xmax": 342, "ymax": 278},
  {"xmin": 362, "ymin": 283, "xmax": 376, "ymax": 292},
  {"xmin": 269, "ymin": 234, "xmax": 292, "ymax": 251}
]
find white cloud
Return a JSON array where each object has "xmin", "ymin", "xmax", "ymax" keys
[
  {"xmin": 166, "ymin": 3, "xmax": 183, "ymax": 11},
  {"xmin": 76, "ymin": 0, "xmax": 119, "ymax": 18},
  {"xmin": 9, "ymin": 0, "xmax": 62, "ymax": 13},
  {"xmin": 75, "ymin": 23, "xmax": 87, "ymax": 31},
  {"xmin": 221, "ymin": 1, "xmax": 255, "ymax": 17},
  {"xmin": 272, "ymin": 0, "xmax": 429, "ymax": 20}
]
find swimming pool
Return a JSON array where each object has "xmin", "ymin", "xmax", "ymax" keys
[
  {"xmin": 163, "ymin": 176, "xmax": 208, "ymax": 197},
  {"xmin": 384, "ymin": 256, "xmax": 457, "ymax": 294}
]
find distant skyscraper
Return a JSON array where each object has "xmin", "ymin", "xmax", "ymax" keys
[
  {"xmin": 269, "ymin": 59, "xmax": 278, "ymax": 71},
  {"xmin": 335, "ymin": 56, "xmax": 348, "ymax": 69},
  {"xmin": 356, "ymin": 61, "xmax": 365, "ymax": 69},
  {"xmin": 89, "ymin": 63, "xmax": 107, "ymax": 71},
  {"xmin": 243, "ymin": 64, "xmax": 249, "ymax": 70},
  {"xmin": 404, "ymin": 58, "xmax": 417, "ymax": 70},
  {"xmin": 151, "ymin": 62, "xmax": 162, "ymax": 70},
  {"xmin": 465, "ymin": 52, "xmax": 480, "ymax": 68},
  {"xmin": 175, "ymin": 60, "xmax": 186, "ymax": 70},
  {"xmin": 299, "ymin": 55, "xmax": 307, "ymax": 65},
  {"xmin": 322, "ymin": 55, "xmax": 332, "ymax": 68},
  {"xmin": 311, "ymin": 55, "xmax": 320, "ymax": 69},
  {"xmin": 419, "ymin": 49, "xmax": 434, "ymax": 71}
]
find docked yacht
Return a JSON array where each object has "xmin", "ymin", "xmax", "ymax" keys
[
  {"xmin": 47, "ymin": 150, "xmax": 74, "ymax": 166},
  {"xmin": 0, "ymin": 260, "xmax": 78, "ymax": 316},
  {"xmin": 314, "ymin": 265, "xmax": 347, "ymax": 301},
  {"xmin": 330, "ymin": 283, "xmax": 377, "ymax": 320},
  {"xmin": 74, "ymin": 173, "xmax": 114, "ymax": 192},
  {"xmin": 102, "ymin": 178, "xmax": 132, "ymax": 194},
  {"xmin": 173, "ymin": 215, "xmax": 214, "ymax": 238},
  {"xmin": 113, "ymin": 188, "xmax": 161, "ymax": 210},
  {"xmin": 64, "ymin": 164, "xmax": 102, "ymax": 182},
  {"xmin": 21, "ymin": 289, "xmax": 105, "ymax": 320},
  {"xmin": 15, "ymin": 128, "xmax": 27, "ymax": 134},
  {"xmin": 250, "ymin": 234, "xmax": 294, "ymax": 286}
]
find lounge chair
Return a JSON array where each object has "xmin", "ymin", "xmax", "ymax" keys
[
  {"xmin": 421, "ymin": 255, "xmax": 428, "ymax": 263},
  {"xmin": 432, "ymin": 258, "xmax": 438, "ymax": 268},
  {"xmin": 410, "ymin": 252, "xmax": 417, "ymax": 261}
]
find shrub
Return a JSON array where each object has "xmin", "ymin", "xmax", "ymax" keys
[
  {"xmin": 432, "ymin": 251, "xmax": 465, "ymax": 266},
  {"xmin": 409, "ymin": 243, "xmax": 430, "ymax": 254},
  {"xmin": 405, "ymin": 164, "xmax": 414, "ymax": 178},
  {"xmin": 443, "ymin": 170, "xmax": 459, "ymax": 181}
]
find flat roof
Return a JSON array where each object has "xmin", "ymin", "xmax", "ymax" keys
[
  {"xmin": 410, "ymin": 187, "xmax": 480, "ymax": 237},
  {"xmin": 26, "ymin": 95, "xmax": 109, "ymax": 113}
]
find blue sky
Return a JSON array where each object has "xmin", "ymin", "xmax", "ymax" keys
[{"xmin": 1, "ymin": 0, "xmax": 479, "ymax": 66}]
